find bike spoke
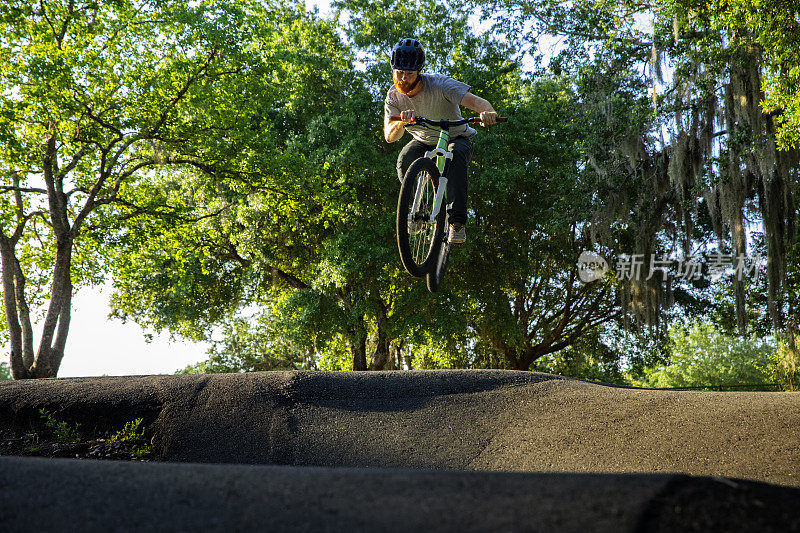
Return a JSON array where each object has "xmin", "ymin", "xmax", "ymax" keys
[
  {"xmin": 418, "ymin": 176, "xmax": 433, "ymax": 262},
  {"xmin": 415, "ymin": 226, "xmax": 428, "ymax": 260}
]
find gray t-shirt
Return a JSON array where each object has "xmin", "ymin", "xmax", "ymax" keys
[{"xmin": 384, "ymin": 73, "xmax": 476, "ymax": 144}]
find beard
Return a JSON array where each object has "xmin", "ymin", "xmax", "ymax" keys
[{"xmin": 393, "ymin": 72, "xmax": 421, "ymax": 95}]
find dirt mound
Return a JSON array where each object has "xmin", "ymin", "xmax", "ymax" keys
[
  {"xmin": 2, "ymin": 370, "xmax": 798, "ymax": 484},
  {"xmin": 2, "ymin": 370, "xmax": 799, "ymax": 531}
]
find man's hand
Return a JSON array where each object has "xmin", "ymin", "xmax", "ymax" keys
[
  {"xmin": 385, "ymin": 109, "xmax": 417, "ymax": 143},
  {"xmin": 399, "ymin": 109, "xmax": 417, "ymax": 125},
  {"xmin": 460, "ymin": 92, "xmax": 499, "ymax": 127},
  {"xmin": 478, "ymin": 110, "xmax": 498, "ymax": 127}
]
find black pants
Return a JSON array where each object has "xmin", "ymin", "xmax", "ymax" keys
[{"xmin": 396, "ymin": 137, "xmax": 473, "ymax": 225}]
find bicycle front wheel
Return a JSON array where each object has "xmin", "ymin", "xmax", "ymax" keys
[{"xmin": 397, "ymin": 157, "xmax": 445, "ymax": 277}]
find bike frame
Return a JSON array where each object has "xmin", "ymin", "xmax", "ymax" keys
[
  {"xmin": 422, "ymin": 129, "xmax": 452, "ymax": 220},
  {"xmin": 409, "ymin": 126, "xmax": 453, "ymax": 225}
]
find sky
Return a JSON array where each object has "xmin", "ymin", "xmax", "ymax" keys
[
  {"xmin": 3, "ymin": 283, "xmax": 211, "ymax": 378},
  {"xmin": 55, "ymin": 284, "xmax": 210, "ymax": 377}
]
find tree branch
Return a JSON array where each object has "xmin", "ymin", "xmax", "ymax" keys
[
  {"xmin": 42, "ymin": 134, "xmax": 71, "ymax": 235},
  {"xmin": 517, "ymin": 0, "xmax": 652, "ymax": 47},
  {"xmin": 58, "ymin": 148, "xmax": 87, "ymax": 179},
  {"xmin": 270, "ymin": 267, "xmax": 309, "ymax": 290},
  {"xmin": 144, "ymin": 49, "xmax": 218, "ymax": 138},
  {"xmin": 58, "ymin": 0, "xmax": 75, "ymax": 45},
  {"xmin": 0, "ymin": 185, "xmax": 48, "ymax": 194},
  {"xmin": 39, "ymin": 0, "xmax": 58, "ymax": 44}
]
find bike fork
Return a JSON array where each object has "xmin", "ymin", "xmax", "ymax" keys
[
  {"xmin": 410, "ymin": 174, "xmax": 448, "ymax": 221},
  {"xmin": 423, "ymin": 137, "xmax": 452, "ymax": 222},
  {"xmin": 411, "ymin": 176, "xmax": 426, "ymax": 221},
  {"xmin": 410, "ymin": 175, "xmax": 447, "ymax": 223},
  {"xmin": 429, "ymin": 176, "xmax": 447, "ymax": 219}
]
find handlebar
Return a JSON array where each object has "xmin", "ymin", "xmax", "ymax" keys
[{"xmin": 388, "ymin": 116, "xmax": 508, "ymax": 128}]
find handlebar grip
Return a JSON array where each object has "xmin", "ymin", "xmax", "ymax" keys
[{"xmin": 470, "ymin": 116, "xmax": 508, "ymax": 124}]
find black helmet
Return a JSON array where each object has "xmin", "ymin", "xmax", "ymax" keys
[{"xmin": 391, "ymin": 38, "xmax": 425, "ymax": 71}]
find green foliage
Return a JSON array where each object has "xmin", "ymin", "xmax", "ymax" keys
[
  {"xmin": 531, "ymin": 330, "xmax": 630, "ymax": 385},
  {"xmin": 774, "ymin": 333, "xmax": 800, "ymax": 391},
  {"xmin": 109, "ymin": 418, "xmax": 151, "ymax": 458},
  {"xmin": 317, "ymin": 336, "xmax": 353, "ymax": 371},
  {"xmin": 39, "ymin": 409, "xmax": 81, "ymax": 444},
  {"xmin": 6, "ymin": 0, "xmax": 792, "ymax": 383},
  {"xmin": 710, "ymin": 0, "xmax": 800, "ymax": 149},
  {"xmin": 106, "ymin": 4, "xmax": 394, "ymax": 360},
  {"xmin": 178, "ymin": 313, "xmax": 313, "ymax": 373},
  {"xmin": 110, "ymin": 418, "xmax": 145, "ymax": 444},
  {"xmin": 1, "ymin": 0, "xmax": 323, "ymax": 376},
  {"xmin": 110, "ymin": 0, "xmax": 629, "ymax": 375},
  {"xmin": 0, "ymin": 362, "xmax": 10, "ymax": 380},
  {"xmin": 634, "ymin": 321, "xmax": 777, "ymax": 390}
]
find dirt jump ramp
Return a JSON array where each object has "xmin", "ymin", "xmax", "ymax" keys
[{"xmin": 1, "ymin": 370, "xmax": 799, "ymax": 531}]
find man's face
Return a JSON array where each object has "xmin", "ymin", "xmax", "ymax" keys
[{"xmin": 393, "ymin": 69, "xmax": 420, "ymax": 95}]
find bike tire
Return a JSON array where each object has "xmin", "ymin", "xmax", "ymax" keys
[
  {"xmin": 397, "ymin": 157, "xmax": 445, "ymax": 277},
  {"xmin": 426, "ymin": 232, "xmax": 451, "ymax": 293}
]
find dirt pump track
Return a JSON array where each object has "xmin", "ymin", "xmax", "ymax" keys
[{"xmin": 1, "ymin": 370, "xmax": 799, "ymax": 531}]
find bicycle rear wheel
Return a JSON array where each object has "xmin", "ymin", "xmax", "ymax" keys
[
  {"xmin": 397, "ymin": 157, "xmax": 445, "ymax": 277},
  {"xmin": 426, "ymin": 229, "xmax": 451, "ymax": 293}
]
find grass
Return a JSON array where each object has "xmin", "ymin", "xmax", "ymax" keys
[
  {"xmin": 0, "ymin": 411, "xmax": 154, "ymax": 461},
  {"xmin": 39, "ymin": 408, "xmax": 81, "ymax": 444}
]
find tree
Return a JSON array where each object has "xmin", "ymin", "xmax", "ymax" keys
[
  {"xmin": 466, "ymin": 0, "xmax": 800, "ymax": 344},
  {"xmin": 712, "ymin": 0, "xmax": 800, "ymax": 150},
  {"xmin": 530, "ymin": 328, "xmax": 630, "ymax": 385},
  {"xmin": 108, "ymin": 2, "xmax": 408, "ymax": 372},
  {"xmin": 326, "ymin": 0, "xmax": 628, "ymax": 372},
  {"xmin": 71, "ymin": 0, "xmax": 798, "ymax": 380},
  {"xmin": 0, "ymin": 0, "xmax": 301, "ymax": 378},
  {"xmin": 636, "ymin": 320, "xmax": 777, "ymax": 389},
  {"xmin": 177, "ymin": 314, "xmax": 315, "ymax": 374},
  {"xmin": 112, "ymin": 0, "xmax": 641, "ymax": 375},
  {"xmin": 456, "ymin": 72, "xmax": 627, "ymax": 370}
]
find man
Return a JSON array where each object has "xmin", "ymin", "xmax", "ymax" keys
[{"xmin": 384, "ymin": 38, "xmax": 499, "ymax": 244}]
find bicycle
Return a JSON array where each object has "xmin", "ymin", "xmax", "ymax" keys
[{"xmin": 391, "ymin": 115, "xmax": 507, "ymax": 292}]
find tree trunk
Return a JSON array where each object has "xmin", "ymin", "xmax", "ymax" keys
[
  {"xmin": 503, "ymin": 348, "xmax": 522, "ymax": 370},
  {"xmin": 501, "ymin": 341, "xmax": 543, "ymax": 371},
  {"xmin": 783, "ymin": 323, "xmax": 800, "ymax": 391},
  {"xmin": 14, "ymin": 134, "xmax": 76, "ymax": 378},
  {"xmin": 369, "ymin": 339, "xmax": 390, "ymax": 370},
  {"xmin": 31, "ymin": 236, "xmax": 74, "ymax": 378},
  {"xmin": 369, "ymin": 304, "xmax": 391, "ymax": 370},
  {"xmin": 732, "ymin": 208, "xmax": 748, "ymax": 336},
  {"xmin": 515, "ymin": 349, "xmax": 536, "ymax": 371},
  {"xmin": 0, "ymin": 238, "xmax": 29, "ymax": 379},
  {"xmin": 348, "ymin": 318, "xmax": 368, "ymax": 371},
  {"xmin": 403, "ymin": 347, "xmax": 414, "ymax": 370},
  {"xmin": 392, "ymin": 340, "xmax": 405, "ymax": 370},
  {"xmin": 497, "ymin": 338, "xmax": 526, "ymax": 370}
]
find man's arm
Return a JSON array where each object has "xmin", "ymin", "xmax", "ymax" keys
[
  {"xmin": 384, "ymin": 109, "xmax": 417, "ymax": 143},
  {"xmin": 460, "ymin": 92, "xmax": 498, "ymax": 126}
]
